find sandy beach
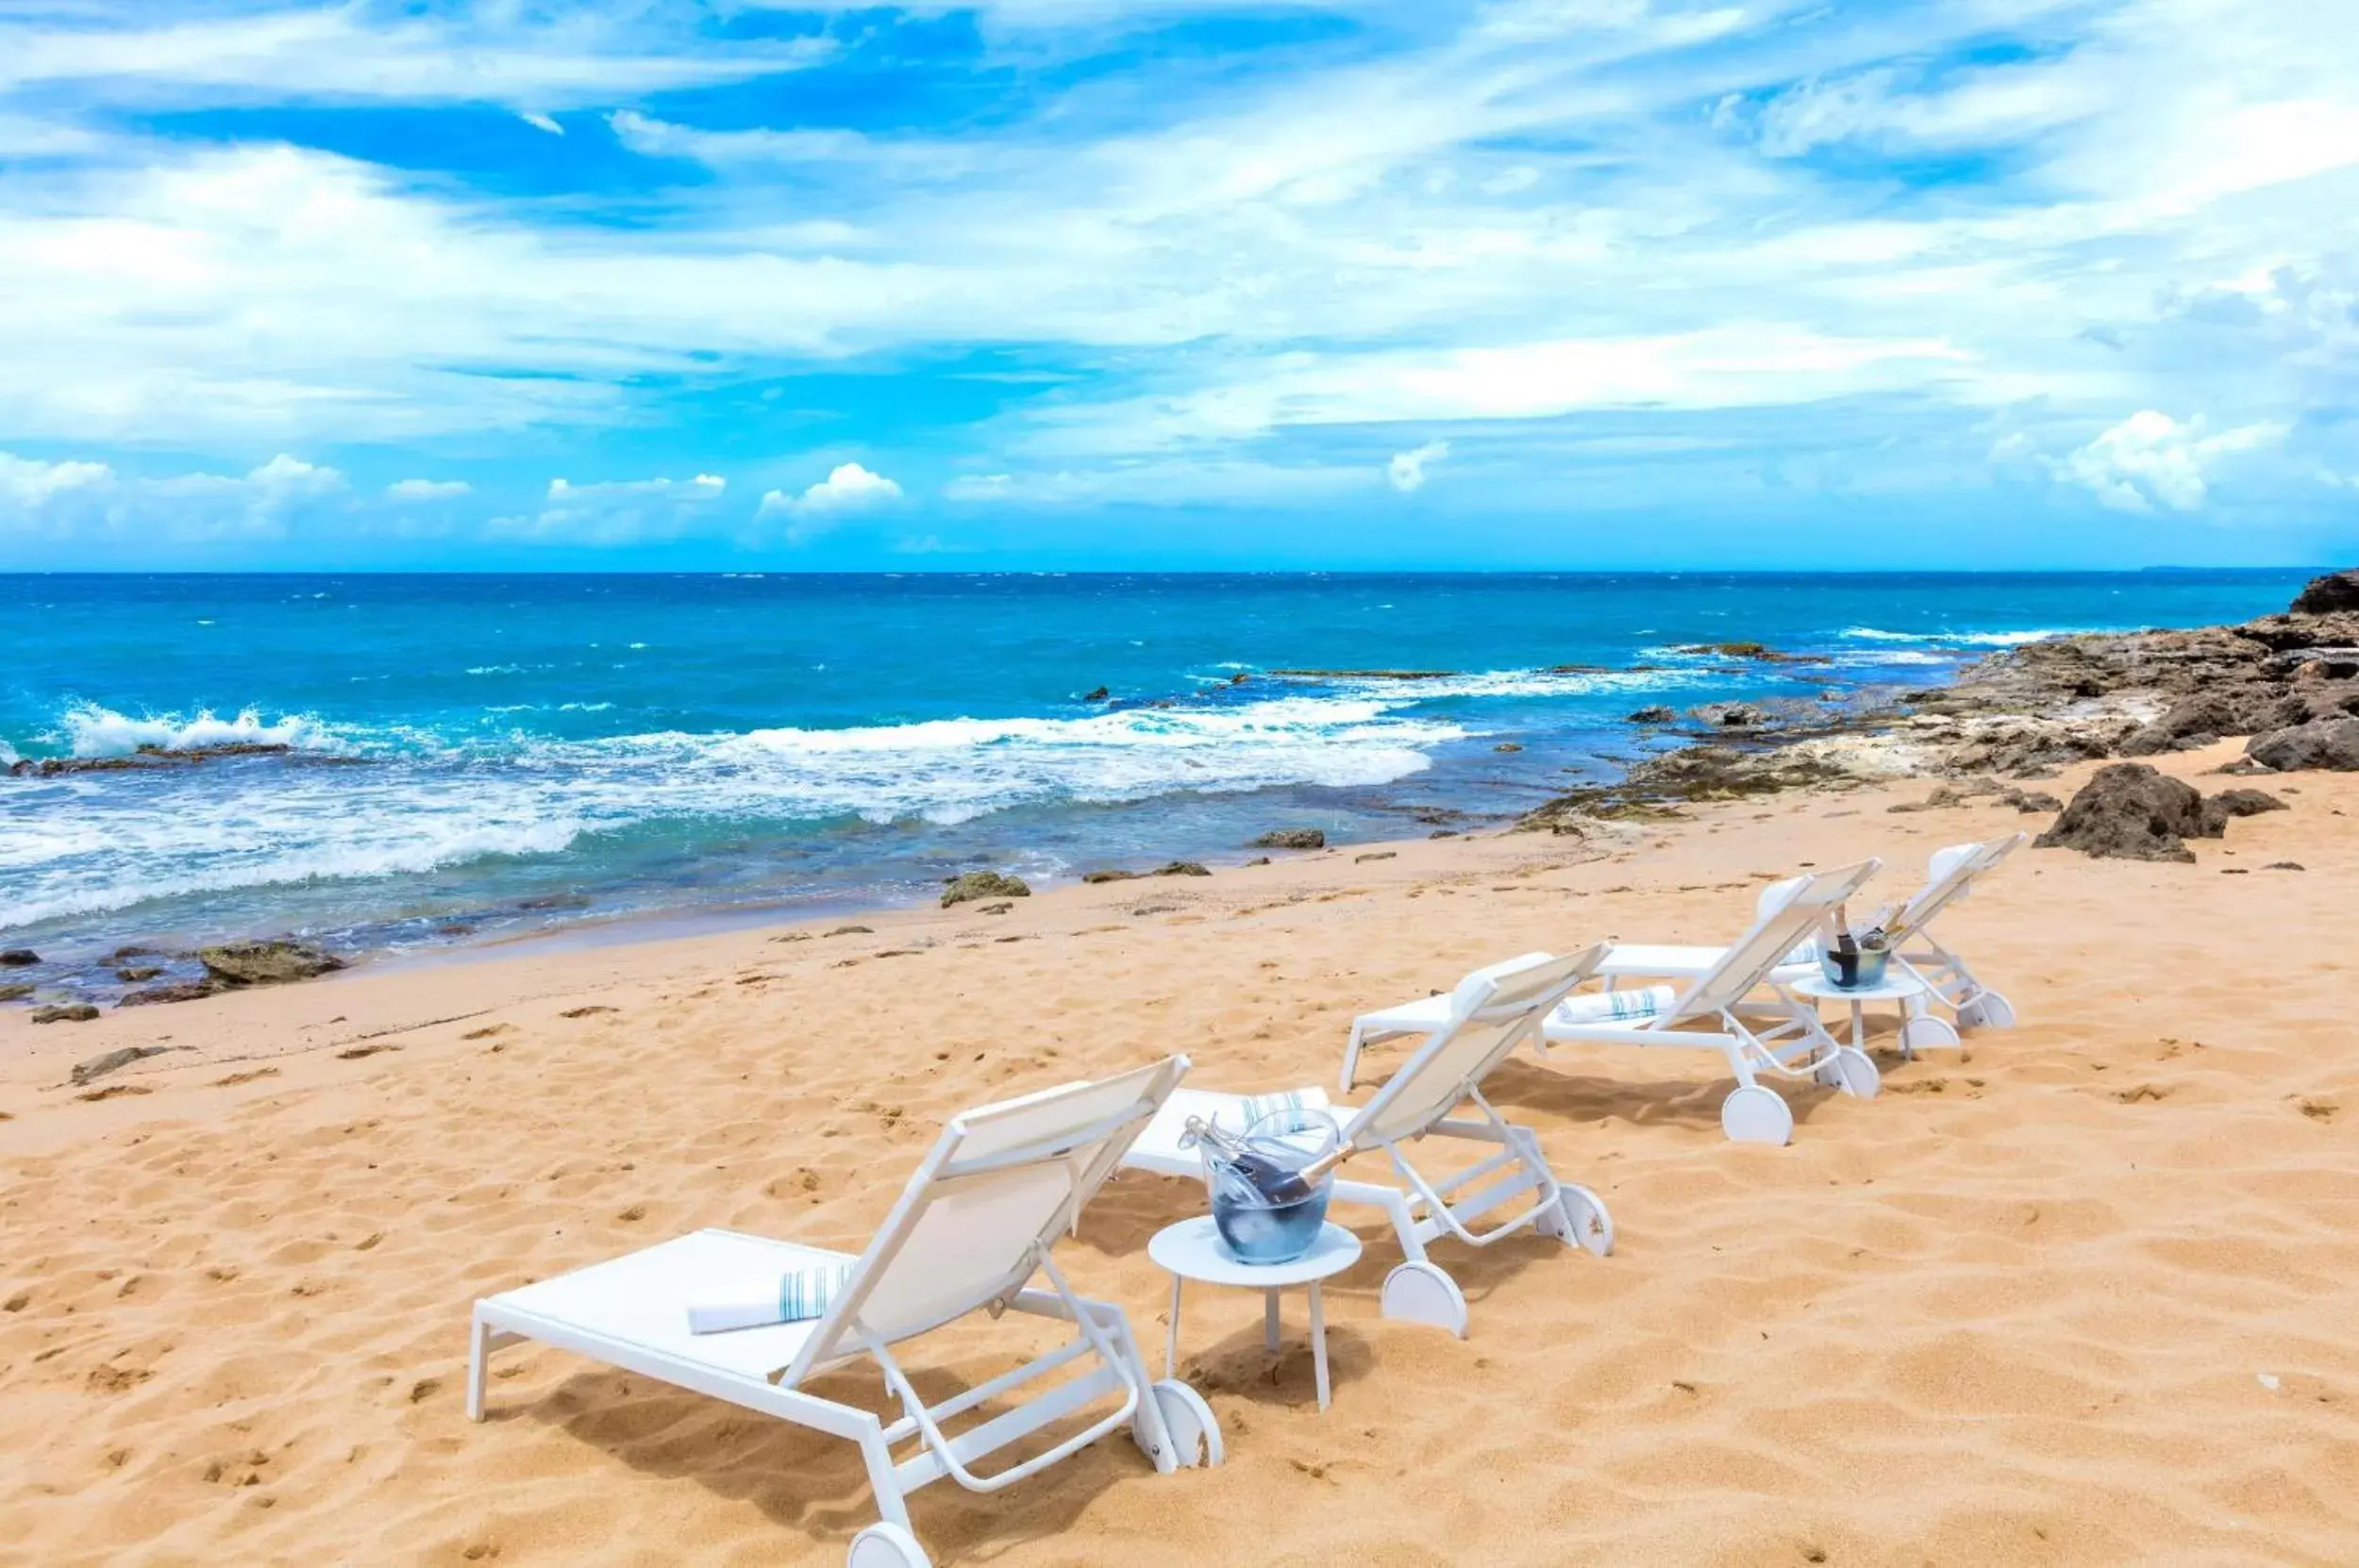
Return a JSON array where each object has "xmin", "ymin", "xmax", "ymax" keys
[{"xmin": 5, "ymin": 742, "xmax": 2358, "ymax": 1566}]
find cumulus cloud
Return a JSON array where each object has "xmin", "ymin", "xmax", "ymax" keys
[
  {"xmin": 0, "ymin": 452, "xmax": 112, "ymax": 510},
  {"xmin": 516, "ymin": 110, "xmax": 562, "ymax": 137},
  {"xmin": 757, "ymin": 462, "xmax": 903, "ymax": 542},
  {"xmin": 0, "ymin": 448, "xmax": 344, "ymax": 543},
  {"xmin": 2047, "ymin": 411, "xmax": 2286, "ymax": 512},
  {"xmin": 386, "ymin": 477, "xmax": 472, "ymax": 502},
  {"xmin": 1386, "ymin": 441, "xmax": 1449, "ymax": 492},
  {"xmin": 493, "ymin": 473, "xmax": 728, "ymax": 545}
]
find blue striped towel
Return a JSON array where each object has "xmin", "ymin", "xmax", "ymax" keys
[
  {"xmin": 1550, "ymin": 984, "xmax": 1678, "ymax": 1026},
  {"xmin": 686, "ymin": 1260, "xmax": 853, "ymax": 1334}
]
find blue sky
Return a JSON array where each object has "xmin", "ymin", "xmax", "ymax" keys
[{"xmin": 0, "ymin": 0, "xmax": 2353, "ymax": 570}]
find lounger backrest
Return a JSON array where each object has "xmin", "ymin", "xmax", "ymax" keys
[
  {"xmin": 1887, "ymin": 834, "xmax": 2024, "ymax": 947},
  {"xmin": 778, "ymin": 1055, "xmax": 1188, "ymax": 1385},
  {"xmin": 1348, "ymin": 943, "xmax": 1608, "ymax": 1145},
  {"xmin": 1665, "ymin": 859, "xmax": 1881, "ymax": 1019}
]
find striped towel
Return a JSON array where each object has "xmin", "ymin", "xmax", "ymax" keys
[
  {"xmin": 1220, "ymin": 1087, "xmax": 1330, "ymax": 1133},
  {"xmin": 1550, "ymin": 984, "xmax": 1678, "ymax": 1026},
  {"xmin": 686, "ymin": 1260, "xmax": 853, "ymax": 1335},
  {"xmin": 1783, "ymin": 936, "xmax": 1820, "ymax": 967}
]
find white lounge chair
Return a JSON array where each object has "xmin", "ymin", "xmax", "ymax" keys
[
  {"xmin": 467, "ymin": 1059, "xmax": 1218, "ymax": 1568},
  {"xmin": 1886, "ymin": 835, "xmax": 2027, "ymax": 1033},
  {"xmin": 1538, "ymin": 860, "xmax": 1884, "ymax": 1145},
  {"xmin": 1123, "ymin": 946, "xmax": 1614, "ymax": 1339},
  {"xmin": 1579, "ymin": 837, "xmax": 2026, "ymax": 1055}
]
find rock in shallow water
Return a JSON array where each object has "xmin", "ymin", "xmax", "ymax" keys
[
  {"xmin": 941, "ymin": 871, "xmax": 1031, "ymax": 907},
  {"xmin": 0, "ymin": 949, "xmax": 38, "ymax": 967},
  {"xmin": 197, "ymin": 941, "xmax": 344, "ymax": 987}
]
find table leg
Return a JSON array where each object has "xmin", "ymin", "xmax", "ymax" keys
[
  {"xmin": 1309, "ymin": 1283, "xmax": 1330, "ymax": 1412},
  {"xmin": 1165, "ymin": 1276, "xmax": 1182, "ymax": 1379},
  {"xmin": 1849, "ymin": 1000, "xmax": 1865, "ymax": 1051},
  {"xmin": 1263, "ymin": 1289, "xmax": 1280, "ymax": 1352}
]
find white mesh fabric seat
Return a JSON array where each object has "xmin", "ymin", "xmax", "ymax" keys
[
  {"xmin": 467, "ymin": 1058, "xmax": 1218, "ymax": 1568},
  {"xmin": 1123, "ymin": 946, "xmax": 1613, "ymax": 1338}
]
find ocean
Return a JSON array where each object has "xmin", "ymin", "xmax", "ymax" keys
[{"xmin": 0, "ymin": 570, "xmax": 2312, "ymax": 999}]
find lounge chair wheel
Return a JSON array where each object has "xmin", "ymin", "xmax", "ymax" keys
[
  {"xmin": 1380, "ymin": 1260, "xmax": 1469, "ymax": 1337},
  {"xmin": 1146, "ymin": 1378, "xmax": 1224, "ymax": 1468},
  {"xmin": 1957, "ymin": 991, "xmax": 2016, "ymax": 1030},
  {"xmin": 847, "ymin": 1522, "xmax": 930, "ymax": 1568},
  {"xmin": 1720, "ymin": 1085, "xmax": 1794, "ymax": 1145},
  {"xmin": 1828, "ymin": 1045, "xmax": 1880, "ymax": 1098},
  {"xmin": 1899, "ymin": 1015, "xmax": 1961, "ymax": 1055},
  {"xmin": 1540, "ymin": 1184, "xmax": 1614, "ymax": 1257}
]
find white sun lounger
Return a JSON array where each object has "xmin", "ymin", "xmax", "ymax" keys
[
  {"xmin": 467, "ymin": 1058, "xmax": 1217, "ymax": 1568},
  {"xmin": 1122, "ymin": 945, "xmax": 1613, "ymax": 1339},
  {"xmin": 1577, "ymin": 837, "xmax": 2027, "ymax": 1055},
  {"xmin": 1537, "ymin": 860, "xmax": 1884, "ymax": 1145},
  {"xmin": 1885, "ymin": 835, "xmax": 2028, "ymax": 1032}
]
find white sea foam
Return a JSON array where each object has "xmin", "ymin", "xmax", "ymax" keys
[
  {"xmin": 56, "ymin": 703, "xmax": 346, "ymax": 759},
  {"xmin": 1841, "ymin": 626, "xmax": 2113, "ymax": 647}
]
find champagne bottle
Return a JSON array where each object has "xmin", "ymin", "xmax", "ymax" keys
[{"xmin": 1181, "ymin": 1116, "xmax": 1349, "ymax": 1204}]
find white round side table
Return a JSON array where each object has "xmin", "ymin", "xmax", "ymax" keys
[
  {"xmin": 1147, "ymin": 1215, "xmax": 1362, "ymax": 1413},
  {"xmin": 1787, "ymin": 971, "xmax": 1959, "ymax": 1058}
]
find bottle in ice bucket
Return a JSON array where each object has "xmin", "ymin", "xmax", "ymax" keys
[{"xmin": 1185, "ymin": 1107, "xmax": 1341, "ymax": 1264}]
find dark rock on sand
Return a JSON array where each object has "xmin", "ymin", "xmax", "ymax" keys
[
  {"xmin": 2205, "ymin": 787, "xmax": 2288, "ymax": 821},
  {"xmin": 2290, "ymin": 570, "xmax": 2359, "ymax": 616},
  {"xmin": 1155, "ymin": 860, "xmax": 1211, "ymax": 876},
  {"xmin": 2120, "ymin": 688, "xmax": 2308, "ymax": 756},
  {"xmin": 0, "ymin": 949, "xmax": 37, "ymax": 966},
  {"xmin": 118, "ymin": 979, "xmax": 227, "ymax": 1008},
  {"xmin": 1081, "ymin": 869, "xmax": 1140, "ymax": 884},
  {"xmin": 198, "ymin": 941, "xmax": 345, "ymax": 987},
  {"xmin": 71, "ymin": 1045, "xmax": 175, "ymax": 1087},
  {"xmin": 32, "ymin": 1004, "xmax": 99, "ymax": 1025},
  {"xmin": 942, "ymin": 871, "xmax": 1031, "ymax": 907},
  {"xmin": 0, "ymin": 983, "xmax": 32, "ymax": 1002},
  {"xmin": 1243, "ymin": 856, "xmax": 1272, "ymax": 867},
  {"xmin": 1625, "ymin": 706, "xmax": 1676, "ymax": 725},
  {"xmin": 1251, "ymin": 828, "xmax": 1326, "ymax": 850},
  {"xmin": 2035, "ymin": 763, "xmax": 2212, "ymax": 862},
  {"xmin": 2245, "ymin": 716, "xmax": 2359, "ymax": 773}
]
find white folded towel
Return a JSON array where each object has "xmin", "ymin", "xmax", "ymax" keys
[
  {"xmin": 686, "ymin": 1260, "xmax": 852, "ymax": 1334},
  {"xmin": 1551, "ymin": 984, "xmax": 1678, "ymax": 1026},
  {"xmin": 1225, "ymin": 1086, "xmax": 1331, "ymax": 1131}
]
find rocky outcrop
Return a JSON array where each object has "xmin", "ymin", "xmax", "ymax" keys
[
  {"xmin": 0, "ymin": 949, "xmax": 37, "ymax": 966},
  {"xmin": 1625, "ymin": 706, "xmax": 1676, "ymax": 724},
  {"xmin": 1081, "ymin": 686, "xmax": 1111, "ymax": 702},
  {"xmin": 1155, "ymin": 860, "xmax": 1211, "ymax": 876},
  {"xmin": 1250, "ymin": 828, "xmax": 1326, "ymax": 850},
  {"xmin": 2290, "ymin": 569, "xmax": 2359, "ymax": 615},
  {"xmin": 118, "ymin": 979, "xmax": 228, "ymax": 1008},
  {"xmin": 0, "ymin": 983, "xmax": 31, "ymax": 1002},
  {"xmin": 2033, "ymin": 764, "xmax": 2282, "ymax": 862},
  {"xmin": 2244, "ymin": 716, "xmax": 2359, "ymax": 773},
  {"xmin": 197, "ymin": 941, "xmax": 345, "ymax": 987},
  {"xmin": 31, "ymin": 1004, "xmax": 99, "ymax": 1025},
  {"xmin": 942, "ymin": 871, "xmax": 1031, "ymax": 908},
  {"xmin": 1676, "ymin": 642, "xmax": 1830, "ymax": 664},
  {"xmin": 1689, "ymin": 703, "xmax": 1765, "ymax": 728},
  {"xmin": 2034, "ymin": 764, "xmax": 2212, "ymax": 862},
  {"xmin": 8, "ymin": 742, "xmax": 296, "ymax": 777},
  {"xmin": 71, "ymin": 1045, "xmax": 175, "ymax": 1086}
]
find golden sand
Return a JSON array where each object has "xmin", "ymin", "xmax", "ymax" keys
[{"xmin": 4, "ymin": 743, "xmax": 2356, "ymax": 1565}]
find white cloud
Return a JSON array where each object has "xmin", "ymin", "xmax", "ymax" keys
[
  {"xmin": 0, "ymin": 452, "xmax": 112, "ymax": 510},
  {"xmin": 386, "ymin": 477, "xmax": 471, "ymax": 502},
  {"xmin": 2047, "ymin": 410, "xmax": 2287, "ymax": 512},
  {"xmin": 757, "ymin": 462, "xmax": 904, "ymax": 542},
  {"xmin": 494, "ymin": 473, "xmax": 728, "ymax": 545},
  {"xmin": 1387, "ymin": 440, "xmax": 1448, "ymax": 492},
  {"xmin": 517, "ymin": 111, "xmax": 562, "ymax": 137}
]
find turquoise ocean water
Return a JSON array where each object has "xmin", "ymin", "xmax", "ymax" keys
[{"xmin": 0, "ymin": 571, "xmax": 2312, "ymax": 998}]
